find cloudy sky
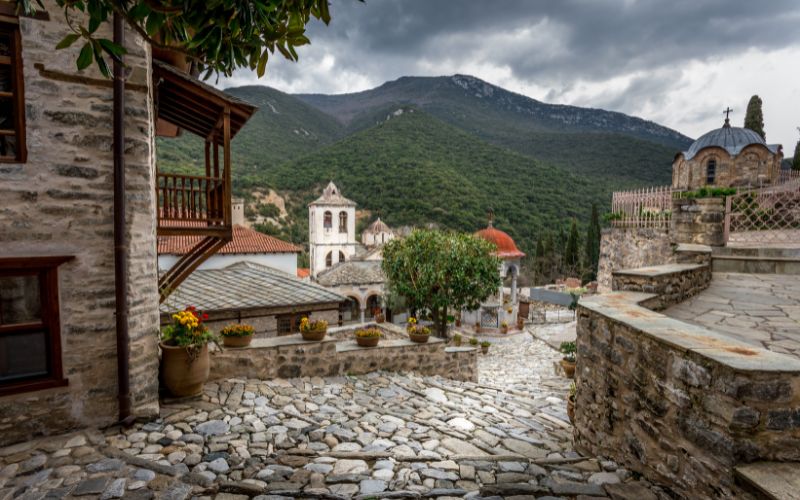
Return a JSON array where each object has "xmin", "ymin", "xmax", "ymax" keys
[{"xmin": 221, "ymin": 0, "xmax": 800, "ymax": 149}]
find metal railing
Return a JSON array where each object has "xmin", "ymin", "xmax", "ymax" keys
[
  {"xmin": 724, "ymin": 182, "xmax": 800, "ymax": 244},
  {"xmin": 609, "ymin": 185, "xmax": 673, "ymax": 228}
]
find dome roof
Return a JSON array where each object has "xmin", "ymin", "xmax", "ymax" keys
[
  {"xmin": 682, "ymin": 124, "xmax": 768, "ymax": 161},
  {"xmin": 364, "ymin": 217, "xmax": 392, "ymax": 234},
  {"xmin": 475, "ymin": 226, "xmax": 525, "ymax": 259}
]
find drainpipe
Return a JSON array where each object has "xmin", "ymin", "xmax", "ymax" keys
[{"xmin": 113, "ymin": 12, "xmax": 132, "ymax": 423}]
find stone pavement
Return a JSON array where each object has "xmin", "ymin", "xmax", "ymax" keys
[
  {"xmin": 0, "ymin": 327, "xmax": 672, "ymax": 499},
  {"xmin": 666, "ymin": 272, "xmax": 800, "ymax": 359}
]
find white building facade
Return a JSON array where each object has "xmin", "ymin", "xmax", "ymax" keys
[{"xmin": 309, "ymin": 182, "xmax": 359, "ymax": 277}]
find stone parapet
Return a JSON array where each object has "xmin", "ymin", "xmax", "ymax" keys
[
  {"xmin": 574, "ymin": 292, "xmax": 800, "ymax": 498},
  {"xmin": 597, "ymin": 227, "xmax": 674, "ymax": 292},
  {"xmin": 671, "ymin": 197, "xmax": 725, "ymax": 246},
  {"xmin": 209, "ymin": 325, "xmax": 478, "ymax": 382},
  {"xmin": 611, "ymin": 263, "xmax": 711, "ymax": 310}
]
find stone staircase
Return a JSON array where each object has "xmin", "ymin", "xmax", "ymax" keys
[
  {"xmin": 712, "ymin": 246, "xmax": 800, "ymax": 274},
  {"xmin": 735, "ymin": 462, "xmax": 800, "ymax": 500}
]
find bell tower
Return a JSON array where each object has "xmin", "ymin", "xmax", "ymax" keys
[{"xmin": 308, "ymin": 181, "xmax": 358, "ymax": 277}]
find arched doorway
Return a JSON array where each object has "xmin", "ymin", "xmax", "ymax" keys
[
  {"xmin": 366, "ymin": 294, "xmax": 381, "ymax": 320},
  {"xmin": 340, "ymin": 296, "xmax": 360, "ymax": 324}
]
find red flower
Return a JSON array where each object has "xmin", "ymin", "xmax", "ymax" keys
[{"xmin": 202, "ymin": 313, "xmax": 209, "ymax": 320}]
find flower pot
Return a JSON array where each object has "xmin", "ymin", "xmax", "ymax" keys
[
  {"xmin": 474, "ymin": 324, "xmax": 481, "ymax": 333},
  {"xmin": 567, "ymin": 395, "xmax": 575, "ymax": 424},
  {"xmin": 453, "ymin": 338, "xmax": 462, "ymax": 347},
  {"xmin": 560, "ymin": 358, "xmax": 576, "ymax": 378},
  {"xmin": 501, "ymin": 326, "xmax": 508, "ymax": 334},
  {"xmin": 222, "ymin": 334, "xmax": 253, "ymax": 348},
  {"xmin": 455, "ymin": 319, "xmax": 461, "ymax": 327},
  {"xmin": 481, "ymin": 345, "xmax": 489, "ymax": 354},
  {"xmin": 375, "ymin": 315, "xmax": 385, "ymax": 324},
  {"xmin": 517, "ymin": 318, "xmax": 524, "ymax": 329},
  {"xmin": 356, "ymin": 336, "xmax": 380, "ymax": 347},
  {"xmin": 302, "ymin": 328, "xmax": 326, "ymax": 341},
  {"xmin": 408, "ymin": 332, "xmax": 430, "ymax": 343},
  {"xmin": 160, "ymin": 342, "xmax": 209, "ymax": 398}
]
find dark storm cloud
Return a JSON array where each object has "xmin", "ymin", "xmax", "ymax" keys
[{"xmin": 290, "ymin": 0, "xmax": 800, "ymax": 85}]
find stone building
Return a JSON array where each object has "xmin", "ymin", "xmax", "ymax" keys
[
  {"xmin": 672, "ymin": 117, "xmax": 783, "ymax": 190},
  {"xmin": 161, "ymin": 262, "xmax": 344, "ymax": 338},
  {"xmin": 308, "ymin": 181, "xmax": 358, "ymax": 278},
  {"xmin": 0, "ymin": 2, "xmax": 255, "ymax": 445},
  {"xmin": 361, "ymin": 217, "xmax": 395, "ymax": 247},
  {"xmin": 316, "ymin": 261, "xmax": 386, "ymax": 324}
]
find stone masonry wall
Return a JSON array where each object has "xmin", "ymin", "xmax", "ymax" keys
[
  {"xmin": 597, "ymin": 228, "xmax": 674, "ymax": 292},
  {"xmin": 611, "ymin": 264, "xmax": 711, "ymax": 311},
  {"xmin": 0, "ymin": 3, "xmax": 159, "ymax": 445},
  {"xmin": 670, "ymin": 197, "xmax": 725, "ymax": 246},
  {"xmin": 574, "ymin": 305, "xmax": 800, "ymax": 498},
  {"xmin": 210, "ymin": 327, "xmax": 478, "ymax": 383}
]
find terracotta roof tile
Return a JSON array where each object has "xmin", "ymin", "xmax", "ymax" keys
[{"xmin": 158, "ymin": 225, "xmax": 301, "ymax": 255}]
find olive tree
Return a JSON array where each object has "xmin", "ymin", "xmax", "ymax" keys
[
  {"xmin": 382, "ymin": 229, "xmax": 501, "ymax": 338},
  {"xmin": 17, "ymin": 0, "xmax": 336, "ymax": 78}
]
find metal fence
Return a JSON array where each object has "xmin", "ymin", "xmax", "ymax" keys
[
  {"xmin": 724, "ymin": 182, "xmax": 800, "ymax": 244},
  {"xmin": 610, "ymin": 185, "xmax": 673, "ymax": 229}
]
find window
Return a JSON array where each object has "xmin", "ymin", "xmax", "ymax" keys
[
  {"xmin": 276, "ymin": 311, "xmax": 311, "ymax": 336},
  {"xmin": 0, "ymin": 20, "xmax": 25, "ymax": 163},
  {"xmin": 338, "ymin": 211, "xmax": 347, "ymax": 233},
  {"xmin": 706, "ymin": 159, "xmax": 716, "ymax": 185},
  {"xmin": 338, "ymin": 251, "xmax": 345, "ymax": 263},
  {"xmin": 0, "ymin": 256, "xmax": 71, "ymax": 396},
  {"xmin": 323, "ymin": 211, "xmax": 332, "ymax": 229},
  {"xmin": 325, "ymin": 252, "xmax": 333, "ymax": 268}
]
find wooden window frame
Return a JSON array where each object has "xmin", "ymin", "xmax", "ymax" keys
[
  {"xmin": 706, "ymin": 159, "xmax": 717, "ymax": 185},
  {"xmin": 0, "ymin": 256, "xmax": 72, "ymax": 396},
  {"xmin": 338, "ymin": 211, "xmax": 347, "ymax": 233},
  {"xmin": 276, "ymin": 311, "xmax": 312, "ymax": 336},
  {"xmin": 0, "ymin": 17, "xmax": 26, "ymax": 163}
]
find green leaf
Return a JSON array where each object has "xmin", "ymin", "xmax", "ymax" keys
[
  {"xmin": 256, "ymin": 50, "xmax": 269, "ymax": 77},
  {"xmin": 55, "ymin": 33, "xmax": 81, "ymax": 50},
  {"xmin": 98, "ymin": 38, "xmax": 127, "ymax": 58},
  {"xmin": 76, "ymin": 42, "xmax": 93, "ymax": 70}
]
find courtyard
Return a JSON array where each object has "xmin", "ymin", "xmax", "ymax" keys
[
  {"xmin": 0, "ymin": 324, "xmax": 668, "ymax": 500},
  {"xmin": 665, "ymin": 272, "xmax": 800, "ymax": 359}
]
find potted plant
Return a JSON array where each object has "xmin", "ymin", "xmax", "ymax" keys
[
  {"xmin": 406, "ymin": 317, "xmax": 430, "ymax": 343},
  {"xmin": 453, "ymin": 333, "xmax": 462, "ymax": 347},
  {"xmin": 160, "ymin": 306, "xmax": 218, "ymax": 398},
  {"xmin": 455, "ymin": 314, "xmax": 461, "ymax": 327},
  {"xmin": 300, "ymin": 317, "xmax": 328, "ymax": 341},
  {"xmin": 560, "ymin": 341, "xmax": 577, "ymax": 378},
  {"xmin": 480, "ymin": 341, "xmax": 491, "ymax": 354},
  {"xmin": 474, "ymin": 322, "xmax": 481, "ymax": 333},
  {"xmin": 220, "ymin": 323, "xmax": 255, "ymax": 348},
  {"xmin": 374, "ymin": 308, "xmax": 385, "ymax": 323},
  {"xmin": 517, "ymin": 316, "xmax": 524, "ymax": 329},
  {"xmin": 469, "ymin": 337, "xmax": 479, "ymax": 347},
  {"xmin": 567, "ymin": 381, "xmax": 576, "ymax": 424},
  {"xmin": 500, "ymin": 320, "xmax": 509, "ymax": 334},
  {"xmin": 355, "ymin": 327, "xmax": 382, "ymax": 347},
  {"xmin": 506, "ymin": 307, "xmax": 513, "ymax": 314}
]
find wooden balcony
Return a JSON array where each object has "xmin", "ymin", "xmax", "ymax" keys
[{"xmin": 153, "ymin": 60, "xmax": 257, "ymax": 301}]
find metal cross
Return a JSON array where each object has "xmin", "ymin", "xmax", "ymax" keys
[
  {"xmin": 487, "ymin": 208, "xmax": 494, "ymax": 227},
  {"xmin": 723, "ymin": 107, "xmax": 733, "ymax": 120}
]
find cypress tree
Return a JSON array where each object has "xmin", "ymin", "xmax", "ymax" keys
[
  {"xmin": 584, "ymin": 204, "xmax": 601, "ymax": 281},
  {"xmin": 534, "ymin": 238, "xmax": 545, "ymax": 285},
  {"xmin": 564, "ymin": 219, "xmax": 580, "ymax": 273},
  {"xmin": 794, "ymin": 133, "xmax": 800, "ymax": 171},
  {"xmin": 743, "ymin": 95, "xmax": 765, "ymax": 140}
]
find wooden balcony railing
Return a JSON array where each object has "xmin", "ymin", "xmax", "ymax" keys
[{"xmin": 156, "ymin": 172, "xmax": 230, "ymax": 236}]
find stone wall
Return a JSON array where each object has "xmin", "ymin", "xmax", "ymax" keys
[
  {"xmin": 574, "ymin": 293, "xmax": 800, "ymax": 498},
  {"xmin": 611, "ymin": 263, "xmax": 711, "ymax": 311},
  {"xmin": 670, "ymin": 197, "xmax": 725, "ymax": 246},
  {"xmin": 164, "ymin": 307, "xmax": 340, "ymax": 339},
  {"xmin": 0, "ymin": 3, "xmax": 159, "ymax": 445},
  {"xmin": 210, "ymin": 325, "xmax": 478, "ymax": 383},
  {"xmin": 597, "ymin": 228, "xmax": 674, "ymax": 292}
]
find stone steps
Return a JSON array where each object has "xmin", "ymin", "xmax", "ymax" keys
[
  {"xmin": 712, "ymin": 246, "xmax": 800, "ymax": 274},
  {"xmin": 734, "ymin": 461, "xmax": 800, "ymax": 500}
]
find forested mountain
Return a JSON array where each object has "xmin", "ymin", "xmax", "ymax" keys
[{"xmin": 156, "ymin": 74, "xmax": 692, "ymax": 257}]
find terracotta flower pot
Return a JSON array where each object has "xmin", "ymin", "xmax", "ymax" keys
[
  {"xmin": 560, "ymin": 358, "xmax": 576, "ymax": 378},
  {"xmin": 501, "ymin": 326, "xmax": 508, "ymax": 334},
  {"xmin": 474, "ymin": 324, "xmax": 481, "ymax": 333},
  {"xmin": 356, "ymin": 336, "xmax": 380, "ymax": 347},
  {"xmin": 567, "ymin": 395, "xmax": 576, "ymax": 424},
  {"xmin": 408, "ymin": 332, "xmax": 430, "ymax": 343},
  {"xmin": 222, "ymin": 334, "xmax": 253, "ymax": 348},
  {"xmin": 302, "ymin": 328, "xmax": 326, "ymax": 341},
  {"xmin": 160, "ymin": 342, "xmax": 209, "ymax": 398},
  {"xmin": 481, "ymin": 345, "xmax": 489, "ymax": 354}
]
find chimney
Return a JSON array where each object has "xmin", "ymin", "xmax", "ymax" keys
[{"xmin": 232, "ymin": 198, "xmax": 245, "ymax": 226}]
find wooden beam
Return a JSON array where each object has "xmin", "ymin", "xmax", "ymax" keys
[{"xmin": 223, "ymin": 106, "xmax": 231, "ymax": 227}]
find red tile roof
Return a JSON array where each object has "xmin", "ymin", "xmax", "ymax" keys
[
  {"xmin": 158, "ymin": 225, "xmax": 301, "ymax": 255},
  {"xmin": 475, "ymin": 226, "xmax": 526, "ymax": 259},
  {"xmin": 297, "ymin": 268, "xmax": 310, "ymax": 278}
]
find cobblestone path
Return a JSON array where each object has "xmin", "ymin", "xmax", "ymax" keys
[{"xmin": 0, "ymin": 327, "xmax": 671, "ymax": 499}]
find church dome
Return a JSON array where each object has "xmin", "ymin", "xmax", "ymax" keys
[
  {"xmin": 365, "ymin": 217, "xmax": 392, "ymax": 234},
  {"xmin": 682, "ymin": 124, "xmax": 768, "ymax": 161},
  {"xmin": 475, "ymin": 226, "xmax": 525, "ymax": 259}
]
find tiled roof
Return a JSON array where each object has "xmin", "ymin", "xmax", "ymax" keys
[
  {"xmin": 309, "ymin": 181, "xmax": 357, "ymax": 206},
  {"xmin": 364, "ymin": 217, "xmax": 392, "ymax": 234},
  {"xmin": 475, "ymin": 226, "xmax": 526, "ymax": 259},
  {"xmin": 158, "ymin": 225, "xmax": 301, "ymax": 255},
  {"xmin": 161, "ymin": 262, "xmax": 345, "ymax": 313},
  {"xmin": 316, "ymin": 260, "xmax": 385, "ymax": 286},
  {"xmin": 297, "ymin": 268, "xmax": 310, "ymax": 278}
]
